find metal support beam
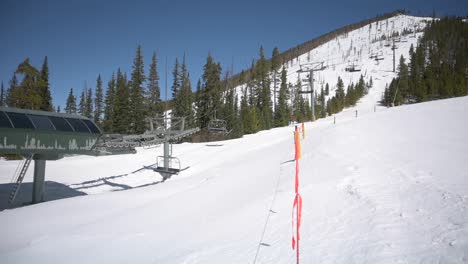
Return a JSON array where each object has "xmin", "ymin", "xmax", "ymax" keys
[
  {"xmin": 163, "ymin": 140, "xmax": 169, "ymax": 172},
  {"xmin": 309, "ymin": 70, "xmax": 315, "ymax": 121},
  {"xmin": 32, "ymin": 159, "xmax": 46, "ymax": 204}
]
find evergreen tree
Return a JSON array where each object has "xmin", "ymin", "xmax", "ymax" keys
[
  {"xmin": 240, "ymin": 87, "xmax": 258, "ymax": 134},
  {"xmin": 320, "ymin": 86, "xmax": 326, "ymax": 118},
  {"xmin": 335, "ymin": 77, "xmax": 345, "ymax": 111},
  {"xmin": 10, "ymin": 59, "xmax": 43, "ymax": 109},
  {"xmin": 194, "ymin": 79, "xmax": 203, "ymax": 127},
  {"xmin": 40, "ymin": 56, "xmax": 53, "ymax": 111},
  {"xmin": 292, "ymin": 77, "xmax": 307, "ymax": 122},
  {"xmin": 230, "ymin": 94, "xmax": 243, "ymax": 138},
  {"xmin": 172, "ymin": 58, "xmax": 180, "ymax": 99},
  {"xmin": 174, "ymin": 54, "xmax": 194, "ymax": 127},
  {"xmin": 147, "ymin": 51, "xmax": 162, "ymax": 118},
  {"xmin": 79, "ymin": 89, "xmax": 86, "ymax": 115},
  {"xmin": 129, "ymin": 45, "xmax": 146, "ymax": 134},
  {"xmin": 274, "ymin": 66, "xmax": 289, "ymax": 127},
  {"xmin": 56, "ymin": 105, "xmax": 61, "ymax": 113},
  {"xmin": 345, "ymin": 83, "xmax": 355, "ymax": 107},
  {"xmin": 397, "ymin": 55, "xmax": 409, "ymax": 104},
  {"xmin": 271, "ymin": 47, "xmax": 281, "ymax": 72},
  {"xmin": 0, "ymin": 81, "xmax": 4, "ymax": 107},
  {"xmin": 86, "ymin": 87, "xmax": 93, "ymax": 119},
  {"xmin": 199, "ymin": 53, "xmax": 222, "ymax": 128},
  {"xmin": 65, "ymin": 88, "xmax": 77, "ymax": 114},
  {"xmin": 103, "ymin": 73, "xmax": 116, "ymax": 132},
  {"xmin": 94, "ymin": 74, "xmax": 104, "ymax": 126},
  {"xmin": 254, "ymin": 46, "xmax": 273, "ymax": 129},
  {"xmin": 113, "ymin": 69, "xmax": 131, "ymax": 134},
  {"xmin": 6, "ymin": 74, "xmax": 18, "ymax": 107}
]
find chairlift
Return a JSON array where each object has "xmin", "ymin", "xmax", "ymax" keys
[
  {"xmin": 207, "ymin": 118, "xmax": 230, "ymax": 135},
  {"xmin": 345, "ymin": 62, "xmax": 361, "ymax": 72},
  {"xmin": 153, "ymin": 156, "xmax": 181, "ymax": 175}
]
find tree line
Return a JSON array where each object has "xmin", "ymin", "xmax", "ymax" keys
[
  {"xmin": 383, "ymin": 17, "xmax": 468, "ymax": 106},
  {"xmin": 1, "ymin": 44, "xmax": 372, "ymax": 140}
]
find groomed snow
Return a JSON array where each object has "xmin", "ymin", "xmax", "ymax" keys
[{"xmin": 1, "ymin": 95, "xmax": 467, "ymax": 263}]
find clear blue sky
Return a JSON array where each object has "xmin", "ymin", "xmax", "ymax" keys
[{"xmin": 1, "ymin": 0, "xmax": 466, "ymax": 109}]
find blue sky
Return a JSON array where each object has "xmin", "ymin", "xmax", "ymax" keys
[{"xmin": 1, "ymin": 0, "xmax": 467, "ymax": 109}]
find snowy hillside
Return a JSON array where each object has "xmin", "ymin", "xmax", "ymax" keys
[
  {"xmin": 236, "ymin": 15, "xmax": 432, "ymax": 110},
  {"xmin": 1, "ymin": 94, "xmax": 467, "ymax": 263}
]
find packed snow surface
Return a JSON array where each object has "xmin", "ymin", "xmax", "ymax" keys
[{"xmin": 1, "ymin": 95, "xmax": 467, "ymax": 263}]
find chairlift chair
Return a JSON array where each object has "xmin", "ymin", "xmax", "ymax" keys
[
  {"xmin": 345, "ymin": 63, "xmax": 361, "ymax": 72},
  {"xmin": 154, "ymin": 156, "xmax": 181, "ymax": 175},
  {"xmin": 207, "ymin": 119, "xmax": 230, "ymax": 135}
]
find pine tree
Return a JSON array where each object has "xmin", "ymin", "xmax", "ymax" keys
[
  {"xmin": 320, "ymin": 86, "xmax": 326, "ymax": 118},
  {"xmin": 241, "ymin": 87, "xmax": 259, "ymax": 135},
  {"xmin": 56, "ymin": 105, "xmax": 61, "ymax": 113},
  {"xmin": 254, "ymin": 46, "xmax": 273, "ymax": 129},
  {"xmin": 0, "ymin": 81, "xmax": 4, "ymax": 107},
  {"xmin": 335, "ymin": 77, "xmax": 345, "ymax": 111},
  {"xmin": 129, "ymin": 45, "xmax": 146, "ymax": 134},
  {"xmin": 6, "ymin": 74, "xmax": 18, "ymax": 107},
  {"xmin": 147, "ymin": 51, "xmax": 162, "ymax": 118},
  {"xmin": 174, "ymin": 54, "xmax": 194, "ymax": 127},
  {"xmin": 292, "ymin": 77, "xmax": 306, "ymax": 122},
  {"xmin": 271, "ymin": 47, "xmax": 281, "ymax": 72},
  {"xmin": 79, "ymin": 89, "xmax": 86, "ymax": 115},
  {"xmin": 172, "ymin": 58, "xmax": 180, "ymax": 99},
  {"xmin": 94, "ymin": 74, "xmax": 104, "ymax": 126},
  {"xmin": 199, "ymin": 53, "xmax": 222, "ymax": 128},
  {"xmin": 65, "ymin": 88, "xmax": 77, "ymax": 114},
  {"xmin": 230, "ymin": 94, "xmax": 243, "ymax": 138},
  {"xmin": 103, "ymin": 73, "xmax": 116, "ymax": 132},
  {"xmin": 10, "ymin": 59, "xmax": 43, "ymax": 109},
  {"xmin": 40, "ymin": 56, "xmax": 53, "ymax": 111},
  {"xmin": 194, "ymin": 79, "xmax": 203, "ymax": 127},
  {"xmin": 113, "ymin": 69, "xmax": 131, "ymax": 134},
  {"xmin": 397, "ymin": 55, "xmax": 409, "ymax": 104},
  {"xmin": 86, "ymin": 87, "xmax": 93, "ymax": 119},
  {"xmin": 274, "ymin": 66, "xmax": 289, "ymax": 127}
]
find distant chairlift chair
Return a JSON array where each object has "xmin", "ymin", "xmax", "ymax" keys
[
  {"xmin": 345, "ymin": 62, "xmax": 361, "ymax": 72},
  {"xmin": 207, "ymin": 118, "xmax": 231, "ymax": 135}
]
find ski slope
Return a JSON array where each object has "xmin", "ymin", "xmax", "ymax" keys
[
  {"xmin": 1, "ymin": 95, "xmax": 467, "ymax": 263},
  {"xmin": 235, "ymin": 14, "xmax": 432, "ymax": 110}
]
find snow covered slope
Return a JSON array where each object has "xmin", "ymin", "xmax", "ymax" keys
[
  {"xmin": 236, "ymin": 14, "xmax": 432, "ymax": 110},
  {"xmin": 1, "ymin": 95, "xmax": 467, "ymax": 263}
]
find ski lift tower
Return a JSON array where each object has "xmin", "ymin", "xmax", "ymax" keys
[
  {"xmin": 149, "ymin": 116, "xmax": 199, "ymax": 178},
  {"xmin": 297, "ymin": 62, "xmax": 326, "ymax": 121}
]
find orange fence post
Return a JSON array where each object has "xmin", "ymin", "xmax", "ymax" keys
[{"xmin": 292, "ymin": 126, "xmax": 302, "ymax": 264}]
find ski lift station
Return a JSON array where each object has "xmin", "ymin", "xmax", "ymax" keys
[{"xmin": 0, "ymin": 107, "xmax": 102, "ymax": 204}]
